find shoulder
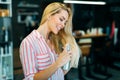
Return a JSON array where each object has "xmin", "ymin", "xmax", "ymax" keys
[{"xmin": 20, "ymin": 31, "xmax": 36, "ymax": 48}]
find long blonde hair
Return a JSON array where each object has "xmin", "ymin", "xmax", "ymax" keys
[{"xmin": 40, "ymin": 2, "xmax": 81, "ymax": 68}]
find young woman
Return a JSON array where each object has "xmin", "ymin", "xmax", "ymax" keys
[{"xmin": 19, "ymin": 2, "xmax": 81, "ymax": 80}]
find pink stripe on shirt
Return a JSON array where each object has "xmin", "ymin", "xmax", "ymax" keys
[{"xmin": 19, "ymin": 30, "xmax": 64, "ymax": 80}]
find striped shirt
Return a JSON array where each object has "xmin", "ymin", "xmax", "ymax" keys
[{"xmin": 19, "ymin": 30, "xmax": 64, "ymax": 80}]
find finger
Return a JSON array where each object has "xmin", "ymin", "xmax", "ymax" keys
[{"xmin": 67, "ymin": 51, "xmax": 72, "ymax": 54}]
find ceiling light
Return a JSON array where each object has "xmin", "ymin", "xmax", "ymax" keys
[{"xmin": 64, "ymin": 0, "xmax": 106, "ymax": 5}]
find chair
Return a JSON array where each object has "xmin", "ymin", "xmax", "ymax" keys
[{"xmin": 78, "ymin": 45, "xmax": 91, "ymax": 79}]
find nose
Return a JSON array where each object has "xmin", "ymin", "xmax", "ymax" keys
[{"xmin": 61, "ymin": 22, "xmax": 65, "ymax": 28}]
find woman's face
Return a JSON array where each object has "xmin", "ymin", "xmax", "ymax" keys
[{"xmin": 48, "ymin": 9, "xmax": 69, "ymax": 34}]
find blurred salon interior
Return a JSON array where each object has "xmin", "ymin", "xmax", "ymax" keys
[{"xmin": 0, "ymin": 0, "xmax": 120, "ymax": 80}]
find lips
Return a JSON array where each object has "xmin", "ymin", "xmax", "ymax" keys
[{"xmin": 56, "ymin": 26, "xmax": 61, "ymax": 31}]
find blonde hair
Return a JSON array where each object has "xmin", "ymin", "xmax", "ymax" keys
[{"xmin": 40, "ymin": 2, "xmax": 81, "ymax": 68}]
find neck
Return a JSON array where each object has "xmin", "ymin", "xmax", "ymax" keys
[{"xmin": 37, "ymin": 23, "xmax": 54, "ymax": 50}]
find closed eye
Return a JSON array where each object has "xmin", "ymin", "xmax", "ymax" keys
[
  {"xmin": 60, "ymin": 18, "xmax": 63, "ymax": 22},
  {"xmin": 60, "ymin": 16, "xmax": 68, "ymax": 26}
]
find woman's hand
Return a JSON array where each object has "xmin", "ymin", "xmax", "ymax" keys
[{"xmin": 55, "ymin": 45, "xmax": 72, "ymax": 68}]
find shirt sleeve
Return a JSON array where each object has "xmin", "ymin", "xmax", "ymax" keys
[{"xmin": 19, "ymin": 39, "xmax": 37, "ymax": 80}]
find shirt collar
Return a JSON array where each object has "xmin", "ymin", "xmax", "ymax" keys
[{"xmin": 32, "ymin": 30, "xmax": 44, "ymax": 40}]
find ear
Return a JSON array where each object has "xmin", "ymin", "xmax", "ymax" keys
[{"xmin": 47, "ymin": 14, "xmax": 51, "ymax": 21}]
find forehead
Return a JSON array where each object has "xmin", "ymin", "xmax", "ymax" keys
[{"xmin": 56, "ymin": 9, "xmax": 69, "ymax": 20}]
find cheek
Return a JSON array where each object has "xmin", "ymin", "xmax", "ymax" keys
[
  {"xmin": 52, "ymin": 16, "xmax": 59, "ymax": 24},
  {"xmin": 48, "ymin": 18, "xmax": 55, "ymax": 26},
  {"xmin": 48, "ymin": 18, "xmax": 57, "ymax": 30}
]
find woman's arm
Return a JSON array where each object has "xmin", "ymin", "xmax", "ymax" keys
[
  {"xmin": 20, "ymin": 40, "xmax": 71, "ymax": 80},
  {"xmin": 34, "ymin": 50, "xmax": 71, "ymax": 80},
  {"xmin": 34, "ymin": 62, "xmax": 59, "ymax": 80}
]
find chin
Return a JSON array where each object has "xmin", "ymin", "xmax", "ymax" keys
[
  {"xmin": 55, "ymin": 32, "xmax": 58, "ymax": 35},
  {"xmin": 54, "ymin": 31, "xmax": 58, "ymax": 35}
]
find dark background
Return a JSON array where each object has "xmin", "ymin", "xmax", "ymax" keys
[{"xmin": 12, "ymin": 0, "xmax": 120, "ymax": 48}]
